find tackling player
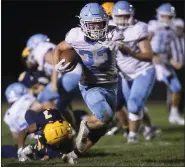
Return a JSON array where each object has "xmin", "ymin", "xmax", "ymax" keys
[
  {"xmin": 148, "ymin": 3, "xmax": 184, "ymax": 125},
  {"xmin": 16, "ymin": 108, "xmax": 73, "ymax": 161}
]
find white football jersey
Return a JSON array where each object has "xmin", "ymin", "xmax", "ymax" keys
[
  {"xmin": 148, "ymin": 20, "xmax": 176, "ymax": 81},
  {"xmin": 4, "ymin": 94, "xmax": 36, "ymax": 133},
  {"xmin": 32, "ymin": 42, "xmax": 56, "ymax": 76},
  {"xmin": 65, "ymin": 27, "xmax": 117, "ymax": 85},
  {"xmin": 115, "ymin": 20, "xmax": 153, "ymax": 79},
  {"xmin": 148, "ymin": 20, "xmax": 175, "ymax": 62}
]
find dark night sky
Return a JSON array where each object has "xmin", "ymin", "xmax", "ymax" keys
[
  {"xmin": 1, "ymin": 0, "xmax": 185, "ymax": 96},
  {"xmin": 2, "ymin": 0, "xmax": 184, "ymax": 76}
]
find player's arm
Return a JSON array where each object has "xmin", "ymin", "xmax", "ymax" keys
[
  {"xmin": 170, "ymin": 59, "xmax": 183, "ymax": 70},
  {"xmin": 17, "ymin": 123, "xmax": 37, "ymax": 149},
  {"xmin": 119, "ymin": 38, "xmax": 153, "ymax": 61},
  {"xmin": 17, "ymin": 123, "xmax": 37, "ymax": 162},
  {"xmin": 53, "ymin": 41, "xmax": 72, "ymax": 65}
]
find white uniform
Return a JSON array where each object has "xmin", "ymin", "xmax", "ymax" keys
[
  {"xmin": 65, "ymin": 27, "xmax": 117, "ymax": 85},
  {"xmin": 32, "ymin": 42, "xmax": 56, "ymax": 76},
  {"xmin": 33, "ymin": 41, "xmax": 82, "ymax": 78},
  {"xmin": 148, "ymin": 20, "xmax": 176, "ymax": 81},
  {"xmin": 115, "ymin": 20, "xmax": 153, "ymax": 79},
  {"xmin": 4, "ymin": 94, "xmax": 36, "ymax": 133}
]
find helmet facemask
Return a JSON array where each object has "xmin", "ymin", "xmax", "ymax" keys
[
  {"xmin": 23, "ymin": 52, "xmax": 38, "ymax": 70},
  {"xmin": 80, "ymin": 18, "xmax": 109, "ymax": 40},
  {"xmin": 157, "ymin": 13, "xmax": 174, "ymax": 26},
  {"xmin": 113, "ymin": 13, "xmax": 134, "ymax": 29}
]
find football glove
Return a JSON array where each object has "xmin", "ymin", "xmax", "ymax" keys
[
  {"xmin": 17, "ymin": 145, "xmax": 33, "ymax": 162},
  {"xmin": 100, "ymin": 40, "xmax": 121, "ymax": 51},
  {"xmin": 55, "ymin": 59, "xmax": 71, "ymax": 73}
]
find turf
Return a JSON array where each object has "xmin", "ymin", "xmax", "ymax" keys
[{"xmin": 1, "ymin": 101, "xmax": 185, "ymax": 166}]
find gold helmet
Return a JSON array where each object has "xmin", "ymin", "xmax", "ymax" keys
[
  {"xmin": 43, "ymin": 120, "xmax": 72, "ymax": 145},
  {"xmin": 102, "ymin": 2, "xmax": 114, "ymax": 16},
  {"xmin": 22, "ymin": 47, "xmax": 30, "ymax": 58}
]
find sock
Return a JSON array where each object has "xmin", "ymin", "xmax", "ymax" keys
[
  {"xmin": 170, "ymin": 106, "xmax": 179, "ymax": 117},
  {"xmin": 73, "ymin": 147, "xmax": 82, "ymax": 157},
  {"xmin": 129, "ymin": 131, "xmax": 137, "ymax": 137},
  {"xmin": 122, "ymin": 124, "xmax": 129, "ymax": 129},
  {"xmin": 144, "ymin": 126, "xmax": 152, "ymax": 133}
]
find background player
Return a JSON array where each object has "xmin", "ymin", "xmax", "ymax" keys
[
  {"xmin": 112, "ymin": 1, "xmax": 156, "ymax": 143},
  {"xmin": 148, "ymin": 3, "xmax": 184, "ymax": 125},
  {"xmin": 167, "ymin": 18, "xmax": 185, "ymax": 114},
  {"xmin": 4, "ymin": 82, "xmax": 46, "ymax": 138}
]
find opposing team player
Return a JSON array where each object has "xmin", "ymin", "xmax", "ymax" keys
[
  {"xmin": 16, "ymin": 108, "xmax": 73, "ymax": 161},
  {"xmin": 4, "ymin": 82, "xmax": 46, "ymax": 138},
  {"xmin": 148, "ymin": 3, "xmax": 184, "ymax": 125},
  {"xmin": 53, "ymin": 2, "xmax": 154, "ymax": 163},
  {"xmin": 112, "ymin": 1, "xmax": 156, "ymax": 143}
]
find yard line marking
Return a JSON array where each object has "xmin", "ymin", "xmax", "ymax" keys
[
  {"xmin": 92, "ymin": 141, "xmax": 172, "ymax": 149},
  {"xmin": 93, "ymin": 145, "xmax": 122, "ymax": 149}
]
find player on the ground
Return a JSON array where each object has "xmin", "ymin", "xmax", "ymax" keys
[
  {"xmin": 148, "ymin": 3, "xmax": 184, "ymax": 125},
  {"xmin": 4, "ymin": 82, "xmax": 46, "ymax": 138},
  {"xmin": 53, "ymin": 2, "xmax": 154, "ymax": 163},
  {"xmin": 112, "ymin": 1, "xmax": 156, "ymax": 143},
  {"xmin": 16, "ymin": 108, "xmax": 73, "ymax": 161}
]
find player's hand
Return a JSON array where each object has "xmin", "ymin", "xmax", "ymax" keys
[
  {"xmin": 100, "ymin": 40, "xmax": 120, "ymax": 51},
  {"xmin": 55, "ymin": 59, "xmax": 71, "ymax": 73},
  {"xmin": 152, "ymin": 56, "xmax": 160, "ymax": 64},
  {"xmin": 17, "ymin": 147, "xmax": 29, "ymax": 162},
  {"xmin": 170, "ymin": 59, "xmax": 182, "ymax": 70},
  {"xmin": 119, "ymin": 42, "xmax": 133, "ymax": 55},
  {"xmin": 17, "ymin": 146, "xmax": 33, "ymax": 162}
]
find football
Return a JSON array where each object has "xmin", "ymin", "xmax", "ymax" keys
[{"xmin": 59, "ymin": 49, "xmax": 79, "ymax": 72}]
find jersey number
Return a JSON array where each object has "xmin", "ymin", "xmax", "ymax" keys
[
  {"xmin": 43, "ymin": 110, "xmax": 52, "ymax": 119},
  {"xmin": 79, "ymin": 48, "xmax": 111, "ymax": 66}
]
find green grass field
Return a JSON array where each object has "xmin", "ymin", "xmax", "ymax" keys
[{"xmin": 1, "ymin": 101, "xmax": 185, "ymax": 167}]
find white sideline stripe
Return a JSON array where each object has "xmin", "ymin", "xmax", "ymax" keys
[{"xmin": 93, "ymin": 142, "xmax": 172, "ymax": 149}]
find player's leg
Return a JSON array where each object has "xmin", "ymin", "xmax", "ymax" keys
[
  {"xmin": 37, "ymin": 83, "xmax": 59, "ymax": 108},
  {"xmin": 63, "ymin": 84, "xmax": 117, "ymax": 164},
  {"xmin": 162, "ymin": 71, "xmax": 184, "ymax": 125},
  {"xmin": 57, "ymin": 70, "xmax": 81, "ymax": 129},
  {"xmin": 126, "ymin": 68, "xmax": 156, "ymax": 143},
  {"xmin": 115, "ymin": 74, "xmax": 129, "ymax": 136},
  {"xmin": 107, "ymin": 74, "xmax": 129, "ymax": 136},
  {"xmin": 142, "ymin": 107, "xmax": 161, "ymax": 140}
]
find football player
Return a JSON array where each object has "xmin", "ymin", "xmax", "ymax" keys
[
  {"xmin": 4, "ymin": 82, "xmax": 46, "ymax": 138},
  {"xmin": 53, "ymin": 2, "xmax": 153, "ymax": 163},
  {"xmin": 21, "ymin": 41, "xmax": 88, "ymax": 131},
  {"xmin": 102, "ymin": 2, "xmax": 129, "ymax": 137},
  {"xmin": 148, "ymin": 3, "xmax": 184, "ymax": 125},
  {"xmin": 16, "ymin": 108, "xmax": 73, "ymax": 161},
  {"xmin": 112, "ymin": 1, "xmax": 156, "ymax": 143},
  {"xmin": 26, "ymin": 34, "xmax": 82, "ymax": 111}
]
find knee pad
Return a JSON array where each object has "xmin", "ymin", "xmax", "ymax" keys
[
  {"xmin": 128, "ymin": 112, "xmax": 143, "ymax": 121},
  {"xmin": 88, "ymin": 126, "xmax": 108, "ymax": 144}
]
